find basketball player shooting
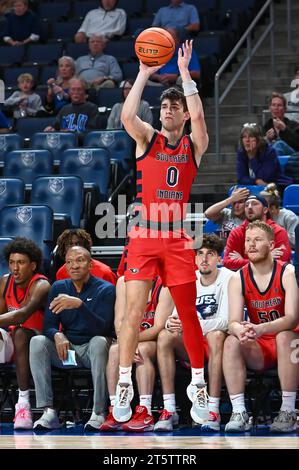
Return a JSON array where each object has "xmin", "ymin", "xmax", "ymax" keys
[{"xmin": 112, "ymin": 39, "xmax": 210, "ymax": 425}]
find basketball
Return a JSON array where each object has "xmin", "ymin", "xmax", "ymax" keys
[{"xmin": 135, "ymin": 27, "xmax": 176, "ymax": 66}]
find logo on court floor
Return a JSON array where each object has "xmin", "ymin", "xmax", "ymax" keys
[{"xmin": 129, "ymin": 268, "xmax": 139, "ymax": 274}]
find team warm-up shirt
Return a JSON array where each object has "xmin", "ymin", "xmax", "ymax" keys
[
  {"xmin": 172, "ymin": 267, "xmax": 233, "ymax": 335},
  {"xmin": 240, "ymin": 260, "xmax": 299, "ymax": 338},
  {"xmin": 131, "ymin": 131, "xmax": 198, "ymax": 229},
  {"xmin": 4, "ymin": 273, "xmax": 48, "ymax": 332}
]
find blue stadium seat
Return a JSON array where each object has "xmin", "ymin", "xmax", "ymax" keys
[
  {"xmin": 203, "ymin": 219, "xmax": 221, "ymax": 234},
  {"xmin": 0, "ymin": 205, "xmax": 53, "ymax": 273},
  {"xmin": 142, "ymin": 86, "xmax": 167, "ymax": 106},
  {"xmin": 4, "ymin": 66, "xmax": 40, "ymax": 89},
  {"xmin": 0, "ymin": 178, "xmax": 25, "ymax": 210},
  {"xmin": 0, "ymin": 133, "xmax": 23, "ymax": 165},
  {"xmin": 121, "ymin": 62, "xmax": 139, "ymax": 80},
  {"xmin": 0, "ymin": 45, "xmax": 25, "ymax": 66},
  {"xmin": 73, "ymin": 0, "xmax": 99, "ymax": 19},
  {"xmin": 51, "ymin": 21, "xmax": 81, "ymax": 41},
  {"xmin": 31, "ymin": 132, "xmax": 78, "ymax": 164},
  {"xmin": 3, "ymin": 150, "xmax": 54, "ymax": 188},
  {"xmin": 282, "ymin": 184, "xmax": 299, "ymax": 215},
  {"xmin": 59, "ymin": 148, "xmax": 110, "ymax": 199},
  {"xmin": 65, "ymin": 42, "xmax": 89, "ymax": 60},
  {"xmin": 105, "ymin": 40, "xmax": 135, "ymax": 62},
  {"xmin": 31, "ymin": 176, "xmax": 84, "ymax": 228},
  {"xmin": 38, "ymin": 2, "xmax": 70, "ymax": 20},
  {"xmin": 145, "ymin": 0, "xmax": 169, "ymax": 14},
  {"xmin": 96, "ymin": 88, "xmax": 122, "ymax": 108},
  {"xmin": 84, "ymin": 130, "xmax": 134, "ymax": 175},
  {"xmin": 39, "ymin": 65, "xmax": 58, "ymax": 85},
  {"xmin": 118, "ymin": 0, "xmax": 144, "ymax": 16},
  {"xmin": 0, "ymin": 238, "xmax": 13, "ymax": 277},
  {"xmin": 228, "ymin": 184, "xmax": 265, "ymax": 197},
  {"xmin": 25, "ymin": 43, "xmax": 63, "ymax": 65},
  {"xmin": 15, "ymin": 118, "xmax": 56, "ymax": 139},
  {"xmin": 193, "ymin": 32, "xmax": 224, "ymax": 60},
  {"xmin": 278, "ymin": 155, "xmax": 290, "ymax": 174}
]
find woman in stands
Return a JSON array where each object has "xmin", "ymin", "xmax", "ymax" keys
[
  {"xmin": 45, "ymin": 56, "xmax": 75, "ymax": 114},
  {"xmin": 237, "ymin": 123, "xmax": 293, "ymax": 187},
  {"xmin": 106, "ymin": 79, "xmax": 153, "ymax": 129}
]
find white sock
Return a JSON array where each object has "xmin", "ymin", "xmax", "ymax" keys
[
  {"xmin": 110, "ymin": 395, "xmax": 116, "ymax": 407},
  {"xmin": 119, "ymin": 366, "xmax": 132, "ymax": 384},
  {"xmin": 139, "ymin": 395, "xmax": 152, "ymax": 414},
  {"xmin": 230, "ymin": 393, "xmax": 246, "ymax": 414},
  {"xmin": 163, "ymin": 393, "xmax": 176, "ymax": 413},
  {"xmin": 208, "ymin": 396, "xmax": 220, "ymax": 414},
  {"xmin": 191, "ymin": 368, "xmax": 205, "ymax": 385},
  {"xmin": 281, "ymin": 391, "xmax": 297, "ymax": 412},
  {"xmin": 18, "ymin": 389, "xmax": 30, "ymax": 405}
]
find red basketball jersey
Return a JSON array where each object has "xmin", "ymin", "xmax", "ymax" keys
[
  {"xmin": 132, "ymin": 131, "xmax": 197, "ymax": 228},
  {"xmin": 240, "ymin": 260, "xmax": 298, "ymax": 337},
  {"xmin": 139, "ymin": 276, "xmax": 163, "ymax": 332},
  {"xmin": 4, "ymin": 273, "xmax": 48, "ymax": 332}
]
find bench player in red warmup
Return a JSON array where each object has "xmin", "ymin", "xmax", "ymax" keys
[{"xmin": 112, "ymin": 40, "xmax": 209, "ymax": 424}]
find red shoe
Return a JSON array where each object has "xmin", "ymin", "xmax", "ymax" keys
[
  {"xmin": 99, "ymin": 407, "xmax": 123, "ymax": 432},
  {"xmin": 122, "ymin": 405, "xmax": 154, "ymax": 432}
]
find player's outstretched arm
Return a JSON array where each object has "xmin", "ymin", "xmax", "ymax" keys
[
  {"xmin": 178, "ymin": 40, "xmax": 208, "ymax": 165},
  {"xmin": 121, "ymin": 62, "xmax": 161, "ymax": 151}
]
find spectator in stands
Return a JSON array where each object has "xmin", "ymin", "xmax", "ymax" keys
[
  {"xmin": 224, "ymin": 221, "xmax": 299, "ymax": 433},
  {"xmin": 283, "ymin": 68, "xmax": 299, "ymax": 124},
  {"xmin": 260, "ymin": 183, "xmax": 298, "ymax": 249},
  {"xmin": 237, "ymin": 123, "xmax": 293, "ymax": 187},
  {"xmin": 148, "ymin": 28, "xmax": 200, "ymax": 87},
  {"xmin": 74, "ymin": 0, "xmax": 126, "ymax": 44},
  {"xmin": 76, "ymin": 35, "xmax": 122, "ymax": 90},
  {"xmin": 204, "ymin": 186, "xmax": 250, "ymax": 240},
  {"xmin": 99, "ymin": 275, "xmax": 173, "ymax": 432},
  {"xmin": 0, "ymin": 109, "xmax": 12, "ymax": 132},
  {"xmin": 107, "ymin": 79, "xmax": 153, "ymax": 129},
  {"xmin": 152, "ymin": 0, "xmax": 200, "ymax": 38},
  {"xmin": 44, "ymin": 79, "xmax": 101, "ymax": 142},
  {"xmin": 223, "ymin": 194, "xmax": 292, "ymax": 270},
  {"xmin": 3, "ymin": 0, "xmax": 41, "ymax": 46},
  {"xmin": 154, "ymin": 235, "xmax": 233, "ymax": 432},
  {"xmin": 263, "ymin": 92, "xmax": 299, "ymax": 156},
  {"xmin": 30, "ymin": 246, "xmax": 115, "ymax": 431},
  {"xmin": 45, "ymin": 56, "xmax": 76, "ymax": 115},
  {"xmin": 3, "ymin": 72, "xmax": 43, "ymax": 119},
  {"xmin": 0, "ymin": 237, "xmax": 50, "ymax": 430},
  {"xmin": 56, "ymin": 228, "xmax": 117, "ymax": 285}
]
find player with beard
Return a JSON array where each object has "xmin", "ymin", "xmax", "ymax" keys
[
  {"xmin": 223, "ymin": 194, "xmax": 291, "ymax": 270},
  {"xmin": 223, "ymin": 220, "xmax": 299, "ymax": 433}
]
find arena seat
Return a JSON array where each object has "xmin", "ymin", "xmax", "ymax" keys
[
  {"xmin": 31, "ymin": 132, "xmax": 78, "ymax": 164},
  {"xmin": 0, "ymin": 133, "xmax": 23, "ymax": 165},
  {"xmin": 31, "ymin": 176, "xmax": 84, "ymax": 228},
  {"xmin": 0, "ymin": 237, "xmax": 13, "ymax": 277},
  {"xmin": 282, "ymin": 184, "xmax": 299, "ymax": 215},
  {"xmin": 0, "ymin": 178, "xmax": 25, "ymax": 210},
  {"xmin": 3, "ymin": 149, "xmax": 54, "ymax": 188}
]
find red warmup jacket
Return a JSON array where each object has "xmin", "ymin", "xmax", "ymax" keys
[{"xmin": 223, "ymin": 218, "xmax": 292, "ymax": 270}]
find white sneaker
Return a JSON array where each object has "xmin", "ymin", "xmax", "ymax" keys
[
  {"xmin": 187, "ymin": 382, "xmax": 209, "ymax": 424},
  {"xmin": 201, "ymin": 411, "xmax": 221, "ymax": 432},
  {"xmin": 225, "ymin": 411, "xmax": 252, "ymax": 433},
  {"xmin": 33, "ymin": 409, "xmax": 62, "ymax": 430},
  {"xmin": 84, "ymin": 412, "xmax": 105, "ymax": 431},
  {"xmin": 112, "ymin": 383, "xmax": 134, "ymax": 422},
  {"xmin": 154, "ymin": 410, "xmax": 179, "ymax": 432}
]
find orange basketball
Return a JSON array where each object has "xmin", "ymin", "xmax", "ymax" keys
[{"xmin": 135, "ymin": 27, "xmax": 175, "ymax": 66}]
